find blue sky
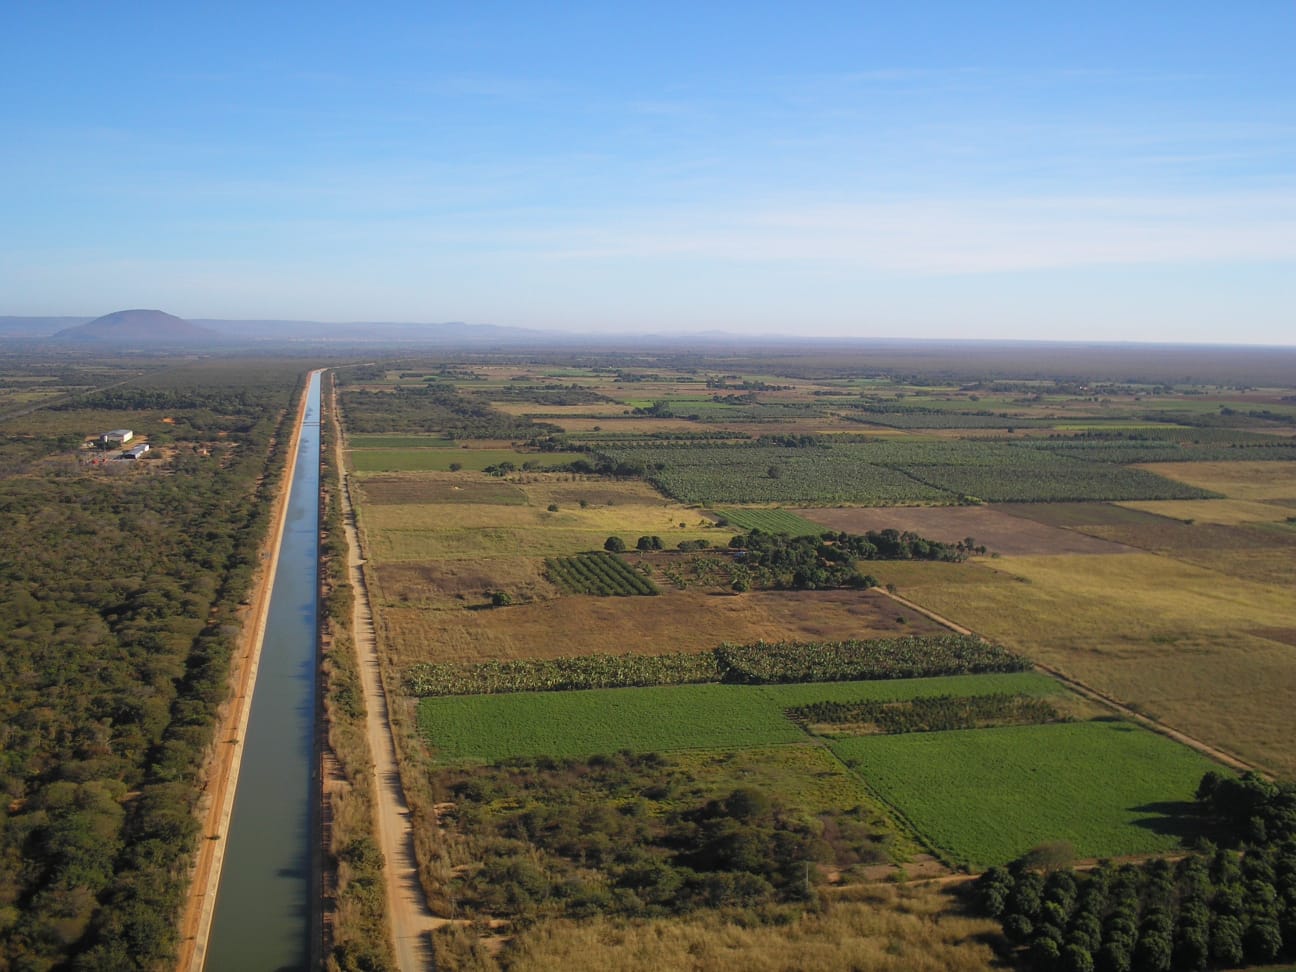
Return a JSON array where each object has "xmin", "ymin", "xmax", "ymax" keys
[{"xmin": 2, "ymin": 2, "xmax": 1293, "ymax": 343}]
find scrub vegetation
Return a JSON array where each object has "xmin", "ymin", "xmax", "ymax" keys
[{"xmin": 0, "ymin": 357, "xmax": 304, "ymax": 970}]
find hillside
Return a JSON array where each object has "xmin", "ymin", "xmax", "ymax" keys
[{"xmin": 52, "ymin": 308, "xmax": 220, "ymax": 344}]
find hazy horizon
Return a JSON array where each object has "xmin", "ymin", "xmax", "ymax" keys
[{"xmin": 3, "ymin": 3, "xmax": 1293, "ymax": 345}]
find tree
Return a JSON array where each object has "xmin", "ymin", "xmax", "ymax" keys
[{"xmin": 604, "ymin": 536, "xmax": 626, "ymax": 553}]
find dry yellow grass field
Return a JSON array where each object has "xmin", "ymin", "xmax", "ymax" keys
[
  {"xmin": 357, "ymin": 475, "xmax": 726, "ymax": 562},
  {"xmin": 1135, "ymin": 460, "xmax": 1296, "ymax": 501},
  {"xmin": 378, "ymin": 586, "xmax": 940, "ymax": 667},
  {"xmin": 1117, "ymin": 497, "xmax": 1296, "ymax": 525},
  {"xmin": 881, "ymin": 553, "xmax": 1296, "ymax": 774},
  {"xmin": 461, "ymin": 885, "xmax": 1003, "ymax": 972}
]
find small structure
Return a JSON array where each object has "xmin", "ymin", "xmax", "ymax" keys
[
  {"xmin": 120, "ymin": 443, "xmax": 151, "ymax": 460},
  {"xmin": 100, "ymin": 429, "xmax": 134, "ymax": 446}
]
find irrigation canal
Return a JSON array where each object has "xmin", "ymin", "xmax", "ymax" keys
[{"xmin": 206, "ymin": 371, "xmax": 321, "ymax": 970}]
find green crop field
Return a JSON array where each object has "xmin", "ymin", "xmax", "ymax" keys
[
  {"xmin": 348, "ymin": 447, "xmax": 586, "ymax": 472},
  {"xmin": 713, "ymin": 507, "xmax": 824, "ymax": 535},
  {"xmin": 545, "ymin": 551, "xmax": 659, "ymax": 596},
  {"xmin": 418, "ymin": 684, "xmax": 805, "ymax": 763},
  {"xmin": 417, "ymin": 673, "xmax": 1066, "ymax": 763},
  {"xmin": 830, "ymin": 720, "xmax": 1218, "ymax": 869},
  {"xmin": 599, "ymin": 442, "xmax": 1214, "ymax": 505}
]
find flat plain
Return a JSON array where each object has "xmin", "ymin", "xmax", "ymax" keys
[{"xmin": 335, "ymin": 353, "xmax": 1296, "ymax": 969}]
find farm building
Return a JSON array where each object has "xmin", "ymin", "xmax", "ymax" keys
[
  {"xmin": 120, "ymin": 443, "xmax": 151, "ymax": 460},
  {"xmin": 99, "ymin": 429, "xmax": 134, "ymax": 446}
]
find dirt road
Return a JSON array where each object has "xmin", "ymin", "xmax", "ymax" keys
[
  {"xmin": 330, "ymin": 385, "xmax": 443, "ymax": 971},
  {"xmin": 177, "ymin": 373, "xmax": 315, "ymax": 972}
]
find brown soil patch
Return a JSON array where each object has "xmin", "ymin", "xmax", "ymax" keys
[
  {"xmin": 385, "ymin": 587, "xmax": 944, "ymax": 666},
  {"xmin": 358, "ymin": 475, "xmax": 526, "ymax": 505},
  {"xmin": 795, "ymin": 505, "xmax": 1135, "ymax": 557},
  {"xmin": 1252, "ymin": 628, "xmax": 1296, "ymax": 647},
  {"xmin": 995, "ymin": 502, "xmax": 1172, "ymax": 529}
]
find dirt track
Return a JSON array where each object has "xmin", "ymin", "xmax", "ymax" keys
[
  {"xmin": 176, "ymin": 373, "xmax": 315, "ymax": 972},
  {"xmin": 331, "ymin": 383, "xmax": 444, "ymax": 971}
]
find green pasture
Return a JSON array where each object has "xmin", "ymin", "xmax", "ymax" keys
[
  {"xmin": 418, "ymin": 672, "xmax": 1065, "ymax": 764},
  {"xmin": 713, "ymin": 507, "xmax": 824, "ymax": 535},
  {"xmin": 348, "ymin": 447, "xmax": 585, "ymax": 472},
  {"xmin": 419, "ymin": 684, "xmax": 804, "ymax": 763},
  {"xmin": 831, "ymin": 720, "xmax": 1217, "ymax": 869}
]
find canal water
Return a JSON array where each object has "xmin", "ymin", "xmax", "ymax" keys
[{"xmin": 206, "ymin": 372, "xmax": 321, "ymax": 971}]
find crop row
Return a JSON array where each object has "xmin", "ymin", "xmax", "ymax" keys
[
  {"xmin": 1015, "ymin": 438, "xmax": 1296, "ymax": 464},
  {"xmin": 895, "ymin": 462, "xmax": 1214, "ymax": 503},
  {"xmin": 405, "ymin": 651, "xmax": 723, "ymax": 696},
  {"xmin": 596, "ymin": 442, "xmax": 1214, "ymax": 505},
  {"xmin": 786, "ymin": 692, "xmax": 1061, "ymax": 734},
  {"xmin": 711, "ymin": 507, "xmax": 823, "ymax": 536},
  {"xmin": 404, "ymin": 634, "xmax": 1029, "ymax": 697},
  {"xmin": 546, "ymin": 552, "xmax": 658, "ymax": 596},
  {"xmin": 715, "ymin": 636, "xmax": 1030, "ymax": 684}
]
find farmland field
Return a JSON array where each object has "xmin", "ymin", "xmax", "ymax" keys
[
  {"xmin": 712, "ymin": 507, "xmax": 824, "ymax": 535},
  {"xmin": 879, "ymin": 552, "xmax": 1296, "ymax": 775},
  {"xmin": 599, "ymin": 442, "xmax": 1216, "ymax": 505},
  {"xmin": 332, "ymin": 352, "xmax": 1296, "ymax": 970},
  {"xmin": 1134, "ymin": 459, "xmax": 1296, "ymax": 501},
  {"xmin": 379, "ymin": 587, "xmax": 949, "ymax": 667},
  {"xmin": 418, "ymin": 684, "xmax": 807, "ymax": 762},
  {"xmin": 348, "ymin": 434, "xmax": 456, "ymax": 449},
  {"xmin": 832, "ymin": 720, "xmax": 1217, "ymax": 868},
  {"xmin": 798, "ymin": 504, "xmax": 1134, "ymax": 556},
  {"xmin": 349, "ymin": 446, "xmax": 586, "ymax": 472},
  {"xmin": 417, "ymin": 673, "xmax": 1068, "ymax": 764}
]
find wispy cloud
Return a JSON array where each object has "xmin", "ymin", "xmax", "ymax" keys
[{"xmin": 515, "ymin": 192, "xmax": 1296, "ymax": 273}]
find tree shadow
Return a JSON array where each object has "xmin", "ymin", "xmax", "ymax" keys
[{"xmin": 1127, "ymin": 800, "xmax": 1206, "ymax": 843}]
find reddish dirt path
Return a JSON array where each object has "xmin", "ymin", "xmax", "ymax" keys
[
  {"xmin": 176, "ymin": 372, "xmax": 316, "ymax": 972},
  {"xmin": 330, "ymin": 383, "xmax": 444, "ymax": 971}
]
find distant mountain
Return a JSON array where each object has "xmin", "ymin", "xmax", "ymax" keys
[
  {"xmin": 52, "ymin": 309, "xmax": 220, "ymax": 344},
  {"xmin": 190, "ymin": 318, "xmax": 558, "ymax": 345}
]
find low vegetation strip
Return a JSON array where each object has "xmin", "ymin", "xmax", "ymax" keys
[
  {"xmin": 713, "ymin": 507, "xmax": 823, "ymax": 536},
  {"xmin": 715, "ymin": 636, "xmax": 1029, "ymax": 685},
  {"xmin": 404, "ymin": 635, "xmax": 1029, "ymax": 697},
  {"xmin": 787, "ymin": 693, "xmax": 1063, "ymax": 735},
  {"xmin": 405, "ymin": 651, "xmax": 723, "ymax": 696},
  {"xmin": 831, "ymin": 721, "xmax": 1218, "ymax": 869},
  {"xmin": 546, "ymin": 551, "xmax": 659, "ymax": 596}
]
